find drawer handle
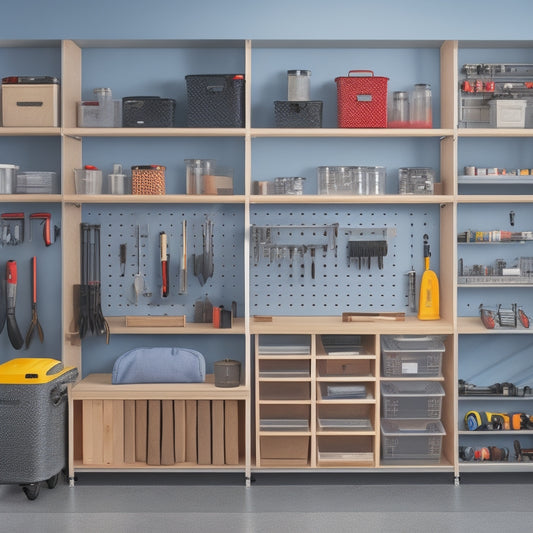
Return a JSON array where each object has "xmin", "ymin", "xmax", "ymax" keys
[{"xmin": 16, "ymin": 101, "xmax": 43, "ymax": 107}]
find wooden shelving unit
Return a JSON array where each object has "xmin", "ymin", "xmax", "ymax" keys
[{"xmin": 1, "ymin": 37, "xmax": 532, "ymax": 484}]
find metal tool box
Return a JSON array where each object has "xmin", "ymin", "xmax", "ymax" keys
[{"xmin": 0, "ymin": 358, "xmax": 78, "ymax": 499}]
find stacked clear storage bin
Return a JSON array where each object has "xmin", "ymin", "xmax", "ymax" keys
[{"xmin": 380, "ymin": 335, "xmax": 446, "ymax": 464}]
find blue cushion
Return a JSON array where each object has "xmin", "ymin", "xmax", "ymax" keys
[{"xmin": 112, "ymin": 347, "xmax": 206, "ymax": 384}]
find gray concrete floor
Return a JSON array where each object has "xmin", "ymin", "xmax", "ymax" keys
[{"xmin": 1, "ymin": 473, "xmax": 533, "ymax": 532}]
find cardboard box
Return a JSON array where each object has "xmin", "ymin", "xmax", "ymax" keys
[{"xmin": 2, "ymin": 83, "xmax": 59, "ymax": 127}]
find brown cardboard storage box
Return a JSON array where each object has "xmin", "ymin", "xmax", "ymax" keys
[{"xmin": 2, "ymin": 83, "xmax": 59, "ymax": 126}]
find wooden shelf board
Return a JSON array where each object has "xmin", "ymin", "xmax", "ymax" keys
[
  {"xmin": 105, "ymin": 316, "xmax": 245, "ymax": 334},
  {"xmin": 73, "ymin": 460, "xmax": 246, "ymax": 470},
  {"xmin": 0, "ymin": 194, "xmax": 62, "ymax": 202},
  {"xmin": 458, "ymin": 195, "xmax": 533, "ymax": 203},
  {"xmin": 459, "ymin": 462, "xmax": 533, "ymax": 473},
  {"xmin": 316, "ymin": 430, "xmax": 376, "ymax": 437},
  {"xmin": 72, "ymin": 373, "xmax": 249, "ymax": 400},
  {"xmin": 62, "ymin": 194, "xmax": 246, "ymax": 204},
  {"xmin": 458, "ymin": 316, "xmax": 533, "ymax": 334},
  {"xmin": 257, "ymin": 355, "xmax": 312, "ymax": 360},
  {"xmin": 317, "ymin": 376, "xmax": 376, "ymax": 382},
  {"xmin": 71, "ymin": 39, "xmax": 246, "ymax": 49},
  {"xmin": 316, "ymin": 355, "xmax": 377, "ymax": 360},
  {"xmin": 250, "ymin": 194, "xmax": 452, "ymax": 205},
  {"xmin": 63, "ymin": 127, "xmax": 246, "ymax": 137},
  {"xmin": 0, "ymin": 126, "xmax": 61, "ymax": 136},
  {"xmin": 258, "ymin": 377, "xmax": 312, "ymax": 382},
  {"xmin": 316, "ymin": 399, "xmax": 376, "ymax": 405},
  {"xmin": 458, "ymin": 430, "xmax": 533, "ymax": 436},
  {"xmin": 458, "ymin": 283, "xmax": 533, "ymax": 288},
  {"xmin": 381, "ymin": 376, "xmax": 445, "ymax": 382},
  {"xmin": 458, "ymin": 128, "xmax": 533, "ymax": 137},
  {"xmin": 258, "ymin": 431, "xmax": 312, "ymax": 437},
  {"xmin": 251, "ymin": 315, "xmax": 453, "ymax": 334},
  {"xmin": 251, "ymin": 128, "xmax": 453, "ymax": 138},
  {"xmin": 258, "ymin": 400, "xmax": 311, "ymax": 405}
]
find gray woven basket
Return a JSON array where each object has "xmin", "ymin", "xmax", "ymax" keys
[
  {"xmin": 186, "ymin": 74, "xmax": 245, "ymax": 128},
  {"xmin": 0, "ymin": 367, "xmax": 78, "ymax": 484},
  {"xmin": 274, "ymin": 101, "xmax": 323, "ymax": 128}
]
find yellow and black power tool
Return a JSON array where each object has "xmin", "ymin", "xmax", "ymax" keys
[{"xmin": 465, "ymin": 411, "xmax": 510, "ymax": 431}]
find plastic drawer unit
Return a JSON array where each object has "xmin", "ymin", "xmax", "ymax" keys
[
  {"xmin": 381, "ymin": 381, "xmax": 445, "ymax": 419},
  {"xmin": 381, "ymin": 335, "xmax": 445, "ymax": 378},
  {"xmin": 0, "ymin": 358, "xmax": 78, "ymax": 500},
  {"xmin": 381, "ymin": 419, "xmax": 446, "ymax": 464}
]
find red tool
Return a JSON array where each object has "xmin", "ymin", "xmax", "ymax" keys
[
  {"xmin": 25, "ymin": 256, "xmax": 44, "ymax": 348},
  {"xmin": 30, "ymin": 212, "xmax": 59, "ymax": 246},
  {"xmin": 6, "ymin": 260, "xmax": 24, "ymax": 350},
  {"xmin": 160, "ymin": 231, "xmax": 169, "ymax": 297}
]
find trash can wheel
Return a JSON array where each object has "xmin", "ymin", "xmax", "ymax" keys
[
  {"xmin": 46, "ymin": 473, "xmax": 59, "ymax": 489},
  {"xmin": 22, "ymin": 483, "xmax": 40, "ymax": 501}
]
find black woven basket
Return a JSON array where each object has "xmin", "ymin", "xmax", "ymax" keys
[
  {"xmin": 186, "ymin": 74, "xmax": 245, "ymax": 128},
  {"xmin": 274, "ymin": 100, "xmax": 323, "ymax": 128},
  {"xmin": 122, "ymin": 97, "xmax": 175, "ymax": 127}
]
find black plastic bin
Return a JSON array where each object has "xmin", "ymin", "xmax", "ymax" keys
[{"xmin": 0, "ymin": 358, "xmax": 78, "ymax": 499}]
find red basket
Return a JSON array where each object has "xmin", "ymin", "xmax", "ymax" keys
[{"xmin": 335, "ymin": 70, "xmax": 389, "ymax": 128}]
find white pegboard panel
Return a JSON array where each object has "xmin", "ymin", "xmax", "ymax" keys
[
  {"xmin": 83, "ymin": 204, "xmax": 245, "ymax": 322},
  {"xmin": 250, "ymin": 204, "xmax": 440, "ymax": 315}
]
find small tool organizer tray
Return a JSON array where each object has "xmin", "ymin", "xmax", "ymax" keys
[
  {"xmin": 479, "ymin": 303, "xmax": 530, "ymax": 329},
  {"xmin": 251, "ymin": 223, "xmax": 339, "ymax": 267},
  {"xmin": 458, "ymin": 256, "xmax": 533, "ymax": 285}
]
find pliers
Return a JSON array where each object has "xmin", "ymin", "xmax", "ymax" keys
[{"xmin": 25, "ymin": 256, "xmax": 44, "ymax": 348}]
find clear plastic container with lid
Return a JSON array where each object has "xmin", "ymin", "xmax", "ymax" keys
[
  {"xmin": 410, "ymin": 83, "xmax": 432, "ymax": 128},
  {"xmin": 0, "ymin": 164, "xmax": 19, "ymax": 194},
  {"xmin": 398, "ymin": 167, "xmax": 434, "ymax": 195},
  {"xmin": 389, "ymin": 91, "xmax": 409, "ymax": 128},
  {"xmin": 288, "ymin": 70, "xmax": 311, "ymax": 101},
  {"xmin": 366, "ymin": 166, "xmax": 386, "ymax": 195}
]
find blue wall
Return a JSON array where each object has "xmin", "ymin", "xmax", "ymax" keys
[{"xmin": 4, "ymin": 0, "xmax": 533, "ymax": 40}]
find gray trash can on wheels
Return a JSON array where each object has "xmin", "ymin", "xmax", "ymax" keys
[{"xmin": 0, "ymin": 358, "xmax": 78, "ymax": 500}]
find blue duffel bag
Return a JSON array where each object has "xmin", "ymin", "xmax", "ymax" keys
[{"xmin": 112, "ymin": 347, "xmax": 206, "ymax": 384}]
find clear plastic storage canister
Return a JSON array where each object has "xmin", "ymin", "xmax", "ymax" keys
[
  {"xmin": 318, "ymin": 166, "xmax": 353, "ymax": 195},
  {"xmin": 288, "ymin": 70, "xmax": 311, "ymax": 101},
  {"xmin": 410, "ymin": 84, "xmax": 432, "ymax": 128},
  {"xmin": 185, "ymin": 159, "xmax": 216, "ymax": 194},
  {"xmin": 398, "ymin": 167, "xmax": 434, "ymax": 195},
  {"xmin": 366, "ymin": 166, "xmax": 386, "ymax": 195},
  {"xmin": 74, "ymin": 167, "xmax": 103, "ymax": 195},
  {"xmin": 0, "ymin": 164, "xmax": 19, "ymax": 194},
  {"xmin": 389, "ymin": 91, "xmax": 409, "ymax": 128},
  {"xmin": 107, "ymin": 163, "xmax": 127, "ymax": 194}
]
